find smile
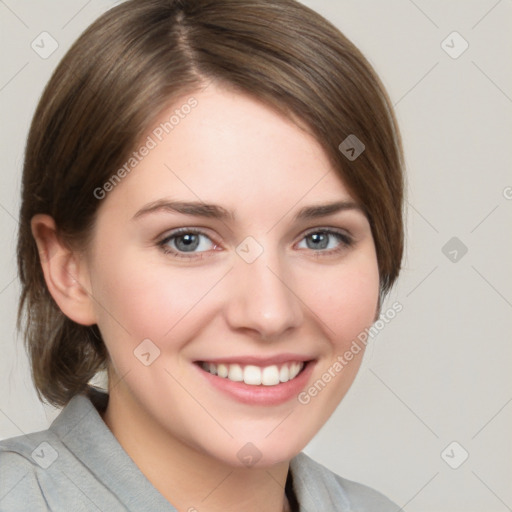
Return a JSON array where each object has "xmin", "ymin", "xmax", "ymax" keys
[{"xmin": 198, "ymin": 361, "xmax": 305, "ymax": 386}]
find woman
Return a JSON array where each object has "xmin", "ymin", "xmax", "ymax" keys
[{"xmin": 0, "ymin": 0, "xmax": 404, "ymax": 510}]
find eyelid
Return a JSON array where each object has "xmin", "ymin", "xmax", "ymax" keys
[
  {"xmin": 158, "ymin": 226, "xmax": 216, "ymax": 243},
  {"xmin": 300, "ymin": 225, "xmax": 352, "ymax": 240}
]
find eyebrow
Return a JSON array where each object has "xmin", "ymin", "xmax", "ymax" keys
[{"xmin": 132, "ymin": 199, "xmax": 364, "ymax": 222}]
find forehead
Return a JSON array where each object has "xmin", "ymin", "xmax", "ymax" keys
[{"xmin": 98, "ymin": 84, "xmax": 354, "ymax": 219}]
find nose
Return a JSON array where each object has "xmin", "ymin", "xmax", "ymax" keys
[{"xmin": 224, "ymin": 248, "xmax": 304, "ymax": 340}]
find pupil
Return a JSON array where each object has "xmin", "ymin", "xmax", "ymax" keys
[
  {"xmin": 176, "ymin": 234, "xmax": 199, "ymax": 251},
  {"xmin": 307, "ymin": 232, "xmax": 328, "ymax": 250}
]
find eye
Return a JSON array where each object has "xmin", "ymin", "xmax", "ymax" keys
[
  {"xmin": 296, "ymin": 229, "xmax": 353, "ymax": 254},
  {"xmin": 158, "ymin": 228, "xmax": 218, "ymax": 258},
  {"xmin": 157, "ymin": 227, "xmax": 353, "ymax": 260}
]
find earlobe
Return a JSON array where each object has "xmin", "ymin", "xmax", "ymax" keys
[{"xmin": 31, "ymin": 214, "xmax": 97, "ymax": 326}]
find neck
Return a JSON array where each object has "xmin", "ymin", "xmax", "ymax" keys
[{"xmin": 102, "ymin": 384, "xmax": 292, "ymax": 512}]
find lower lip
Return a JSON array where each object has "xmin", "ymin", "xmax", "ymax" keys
[{"xmin": 194, "ymin": 361, "xmax": 316, "ymax": 406}]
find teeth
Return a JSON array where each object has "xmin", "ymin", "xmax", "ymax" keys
[
  {"xmin": 290, "ymin": 362, "xmax": 301, "ymax": 379},
  {"xmin": 217, "ymin": 363, "xmax": 228, "ymax": 378},
  {"xmin": 244, "ymin": 365, "xmax": 262, "ymax": 385},
  {"xmin": 261, "ymin": 366, "xmax": 279, "ymax": 386},
  {"xmin": 279, "ymin": 365, "xmax": 290, "ymax": 383},
  {"xmin": 228, "ymin": 364, "xmax": 243, "ymax": 382},
  {"xmin": 200, "ymin": 361, "xmax": 305, "ymax": 386}
]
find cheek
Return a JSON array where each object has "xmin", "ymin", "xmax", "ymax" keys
[
  {"xmin": 306, "ymin": 254, "xmax": 380, "ymax": 347},
  {"xmin": 89, "ymin": 248, "xmax": 220, "ymax": 351}
]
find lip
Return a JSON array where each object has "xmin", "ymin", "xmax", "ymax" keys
[{"xmin": 194, "ymin": 358, "xmax": 316, "ymax": 406}]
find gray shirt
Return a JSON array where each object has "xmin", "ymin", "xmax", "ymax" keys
[{"xmin": 0, "ymin": 387, "xmax": 399, "ymax": 511}]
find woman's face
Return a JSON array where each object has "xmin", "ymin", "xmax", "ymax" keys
[{"xmin": 83, "ymin": 83, "xmax": 379, "ymax": 467}]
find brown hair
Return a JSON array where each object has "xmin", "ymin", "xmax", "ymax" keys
[{"xmin": 17, "ymin": 0, "xmax": 404, "ymax": 407}]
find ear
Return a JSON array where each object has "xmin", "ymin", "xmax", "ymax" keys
[{"xmin": 31, "ymin": 214, "xmax": 97, "ymax": 326}]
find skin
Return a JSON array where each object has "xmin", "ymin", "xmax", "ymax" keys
[{"xmin": 32, "ymin": 83, "xmax": 380, "ymax": 512}]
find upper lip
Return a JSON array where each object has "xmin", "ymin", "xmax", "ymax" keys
[{"xmin": 195, "ymin": 354, "xmax": 315, "ymax": 366}]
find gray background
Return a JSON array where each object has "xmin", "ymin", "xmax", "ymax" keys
[{"xmin": 1, "ymin": 1, "xmax": 511, "ymax": 510}]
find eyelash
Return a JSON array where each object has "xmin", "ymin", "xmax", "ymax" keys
[{"xmin": 157, "ymin": 227, "xmax": 354, "ymax": 260}]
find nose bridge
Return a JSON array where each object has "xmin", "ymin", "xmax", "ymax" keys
[{"xmin": 226, "ymin": 241, "xmax": 303, "ymax": 338}]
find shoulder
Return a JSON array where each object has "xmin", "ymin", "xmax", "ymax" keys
[
  {"xmin": 0, "ymin": 430, "xmax": 59, "ymax": 511},
  {"xmin": 0, "ymin": 392, "xmax": 110, "ymax": 512},
  {"xmin": 0, "ymin": 391, "xmax": 160, "ymax": 512},
  {"xmin": 291, "ymin": 452, "xmax": 399, "ymax": 511}
]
